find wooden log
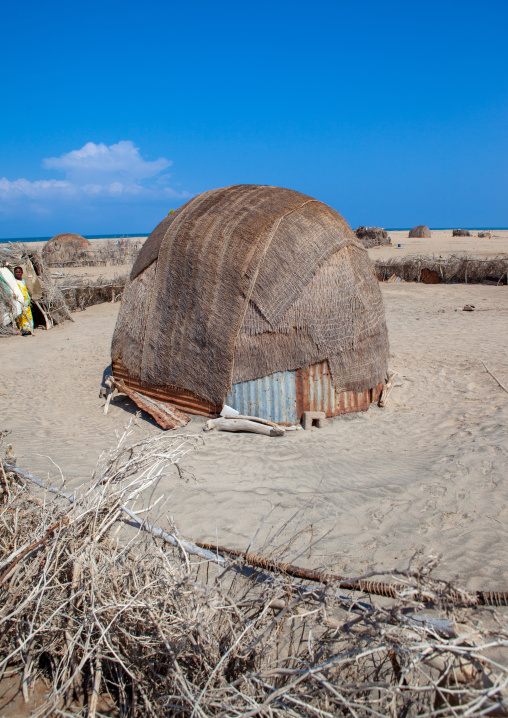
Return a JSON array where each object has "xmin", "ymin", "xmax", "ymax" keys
[
  {"xmin": 34, "ymin": 300, "xmax": 53, "ymax": 330},
  {"xmin": 203, "ymin": 418, "xmax": 285, "ymax": 436},
  {"xmin": 379, "ymin": 372, "xmax": 398, "ymax": 408}
]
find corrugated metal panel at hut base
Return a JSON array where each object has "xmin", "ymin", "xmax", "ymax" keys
[
  {"xmin": 111, "ymin": 185, "xmax": 389, "ymax": 428},
  {"xmin": 226, "ymin": 362, "xmax": 383, "ymax": 425}
]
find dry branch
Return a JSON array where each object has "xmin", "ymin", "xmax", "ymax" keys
[
  {"xmin": 481, "ymin": 360, "xmax": 508, "ymax": 395},
  {"xmin": 1, "ymin": 429, "xmax": 507, "ymax": 717}
]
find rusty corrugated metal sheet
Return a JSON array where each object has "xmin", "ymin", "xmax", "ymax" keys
[
  {"xmin": 227, "ymin": 362, "xmax": 383, "ymax": 424},
  {"xmin": 295, "ymin": 361, "xmax": 383, "ymax": 418},
  {"xmin": 226, "ymin": 370, "xmax": 298, "ymax": 425},
  {"xmin": 112, "ymin": 361, "xmax": 220, "ymax": 417},
  {"xmin": 120, "ymin": 383, "xmax": 190, "ymax": 430},
  {"xmin": 114, "ymin": 359, "xmax": 382, "ymax": 424}
]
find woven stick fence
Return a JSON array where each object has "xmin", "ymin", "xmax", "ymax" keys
[
  {"xmin": 375, "ymin": 253, "xmax": 508, "ymax": 284},
  {"xmin": 45, "ymin": 239, "xmax": 142, "ymax": 268},
  {"xmin": 59, "ymin": 274, "xmax": 129, "ymax": 311},
  {"xmin": 1, "ymin": 428, "xmax": 507, "ymax": 717}
]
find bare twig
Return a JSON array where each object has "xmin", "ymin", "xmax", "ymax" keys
[{"xmin": 481, "ymin": 360, "xmax": 508, "ymax": 395}]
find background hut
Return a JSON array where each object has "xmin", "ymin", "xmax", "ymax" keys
[
  {"xmin": 409, "ymin": 225, "xmax": 431, "ymax": 238},
  {"xmin": 0, "ymin": 243, "xmax": 70, "ymax": 334},
  {"xmin": 42, "ymin": 233, "xmax": 92, "ymax": 267},
  {"xmin": 355, "ymin": 226, "xmax": 391, "ymax": 248},
  {"xmin": 452, "ymin": 229, "xmax": 471, "ymax": 237},
  {"xmin": 111, "ymin": 185, "xmax": 389, "ymax": 424}
]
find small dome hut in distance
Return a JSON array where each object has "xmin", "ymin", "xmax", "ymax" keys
[
  {"xmin": 43, "ymin": 233, "xmax": 91, "ymax": 266},
  {"xmin": 409, "ymin": 225, "xmax": 431, "ymax": 238},
  {"xmin": 111, "ymin": 185, "xmax": 389, "ymax": 424}
]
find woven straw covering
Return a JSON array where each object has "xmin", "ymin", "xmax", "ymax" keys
[
  {"xmin": 409, "ymin": 225, "xmax": 431, "ymax": 238},
  {"xmin": 112, "ymin": 185, "xmax": 389, "ymax": 405},
  {"xmin": 42, "ymin": 233, "xmax": 91, "ymax": 264}
]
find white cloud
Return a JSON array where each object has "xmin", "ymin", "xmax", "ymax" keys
[
  {"xmin": 44, "ymin": 141, "xmax": 171, "ymax": 184},
  {"xmin": 0, "ymin": 177, "xmax": 75, "ymax": 200},
  {"xmin": 0, "ymin": 141, "xmax": 190, "ymax": 215}
]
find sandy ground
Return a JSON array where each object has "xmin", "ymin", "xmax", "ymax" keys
[
  {"xmin": 368, "ymin": 229, "xmax": 508, "ymax": 260},
  {"xmin": 1, "ymin": 278, "xmax": 507, "ymax": 592}
]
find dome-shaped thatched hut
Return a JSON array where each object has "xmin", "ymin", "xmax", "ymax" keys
[
  {"xmin": 43, "ymin": 233, "xmax": 91, "ymax": 266},
  {"xmin": 111, "ymin": 185, "xmax": 389, "ymax": 424},
  {"xmin": 409, "ymin": 225, "xmax": 431, "ymax": 238}
]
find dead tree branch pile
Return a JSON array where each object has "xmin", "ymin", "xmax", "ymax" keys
[{"xmin": 1, "ymin": 430, "xmax": 507, "ymax": 716}]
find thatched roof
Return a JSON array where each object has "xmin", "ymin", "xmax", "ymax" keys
[
  {"xmin": 452, "ymin": 229, "xmax": 471, "ymax": 237},
  {"xmin": 355, "ymin": 226, "xmax": 390, "ymax": 248},
  {"xmin": 0, "ymin": 243, "xmax": 70, "ymax": 333},
  {"xmin": 112, "ymin": 185, "xmax": 389, "ymax": 406},
  {"xmin": 42, "ymin": 233, "xmax": 91, "ymax": 264},
  {"xmin": 409, "ymin": 225, "xmax": 431, "ymax": 238}
]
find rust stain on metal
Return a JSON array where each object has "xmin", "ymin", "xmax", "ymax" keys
[
  {"xmin": 119, "ymin": 381, "xmax": 190, "ymax": 430},
  {"xmin": 114, "ymin": 359, "xmax": 382, "ymax": 424},
  {"xmin": 112, "ymin": 361, "xmax": 220, "ymax": 417},
  {"xmin": 296, "ymin": 360, "xmax": 382, "ymax": 418}
]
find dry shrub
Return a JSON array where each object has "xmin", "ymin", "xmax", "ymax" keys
[
  {"xmin": 355, "ymin": 227, "xmax": 391, "ymax": 248},
  {"xmin": 1, "ymin": 429, "xmax": 507, "ymax": 717}
]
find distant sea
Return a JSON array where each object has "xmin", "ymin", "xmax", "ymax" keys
[
  {"xmin": 0, "ymin": 233, "xmax": 149, "ymax": 244},
  {"xmin": 386, "ymin": 228, "xmax": 507, "ymax": 231},
  {"xmin": 1, "ymin": 229, "xmax": 506, "ymax": 244}
]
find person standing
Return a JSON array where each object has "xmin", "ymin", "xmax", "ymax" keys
[{"xmin": 13, "ymin": 266, "xmax": 34, "ymax": 335}]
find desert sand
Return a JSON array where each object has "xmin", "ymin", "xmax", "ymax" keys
[
  {"xmin": 1, "ymin": 234, "xmax": 507, "ymax": 594},
  {"xmin": 369, "ymin": 229, "xmax": 508, "ymax": 260}
]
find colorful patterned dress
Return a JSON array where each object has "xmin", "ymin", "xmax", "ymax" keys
[{"xmin": 15, "ymin": 280, "xmax": 34, "ymax": 333}]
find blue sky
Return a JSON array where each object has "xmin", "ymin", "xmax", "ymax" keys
[{"xmin": 1, "ymin": 0, "xmax": 506, "ymax": 237}]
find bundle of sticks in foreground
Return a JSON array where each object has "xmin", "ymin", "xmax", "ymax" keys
[{"xmin": 1, "ymin": 429, "xmax": 507, "ymax": 717}]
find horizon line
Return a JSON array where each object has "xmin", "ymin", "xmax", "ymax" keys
[{"xmin": 1, "ymin": 227, "xmax": 508, "ymax": 243}]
